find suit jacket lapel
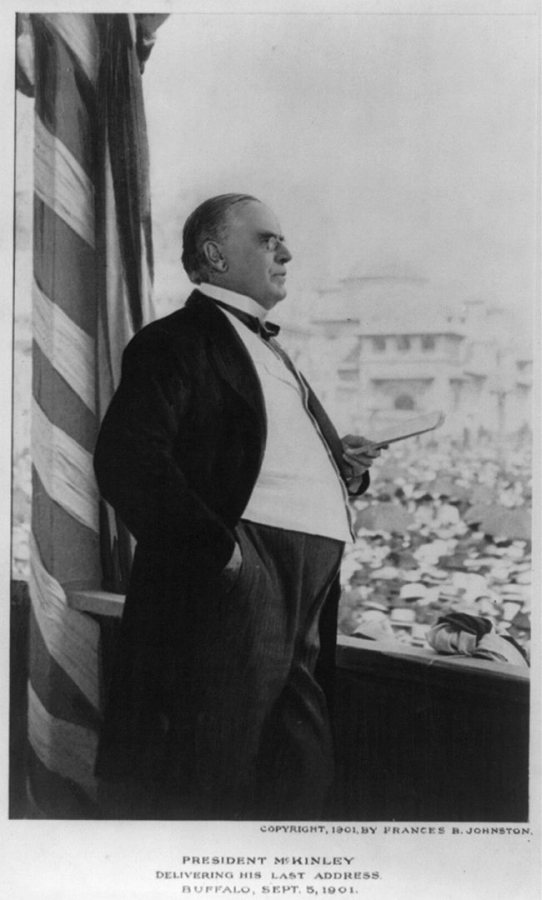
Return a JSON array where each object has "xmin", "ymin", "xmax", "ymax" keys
[
  {"xmin": 185, "ymin": 290, "xmax": 267, "ymax": 421},
  {"xmin": 304, "ymin": 380, "xmax": 348, "ymax": 478}
]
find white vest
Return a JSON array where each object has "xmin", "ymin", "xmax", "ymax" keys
[{"xmin": 221, "ymin": 309, "xmax": 353, "ymax": 543}]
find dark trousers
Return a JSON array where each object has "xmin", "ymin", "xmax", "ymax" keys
[
  {"xmin": 233, "ymin": 521, "xmax": 344, "ymax": 819},
  {"xmin": 99, "ymin": 521, "xmax": 344, "ymax": 820}
]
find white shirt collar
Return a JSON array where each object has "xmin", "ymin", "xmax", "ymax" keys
[{"xmin": 198, "ymin": 282, "xmax": 268, "ymax": 321}]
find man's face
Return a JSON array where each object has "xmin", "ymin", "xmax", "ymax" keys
[{"xmin": 217, "ymin": 201, "xmax": 292, "ymax": 310}]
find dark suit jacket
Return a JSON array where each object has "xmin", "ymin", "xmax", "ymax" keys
[{"xmin": 93, "ymin": 289, "xmax": 368, "ymax": 799}]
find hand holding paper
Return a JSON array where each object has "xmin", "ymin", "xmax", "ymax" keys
[
  {"xmin": 344, "ymin": 410, "xmax": 445, "ymax": 459},
  {"xmin": 342, "ymin": 435, "xmax": 384, "ymax": 485}
]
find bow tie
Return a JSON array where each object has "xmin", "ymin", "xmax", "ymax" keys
[{"xmin": 212, "ymin": 299, "xmax": 280, "ymax": 340}]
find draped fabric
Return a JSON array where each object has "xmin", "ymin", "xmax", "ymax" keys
[
  {"xmin": 16, "ymin": 12, "xmax": 164, "ymax": 816},
  {"xmin": 428, "ymin": 613, "xmax": 529, "ymax": 667}
]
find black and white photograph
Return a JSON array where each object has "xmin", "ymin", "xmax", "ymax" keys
[{"xmin": 3, "ymin": 0, "xmax": 540, "ymax": 897}]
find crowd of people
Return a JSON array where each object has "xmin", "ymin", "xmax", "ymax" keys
[
  {"xmin": 338, "ymin": 433, "xmax": 532, "ymax": 664},
  {"xmin": 12, "ymin": 378, "xmax": 533, "ymax": 667}
]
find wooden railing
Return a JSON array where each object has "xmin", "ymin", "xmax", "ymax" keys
[
  {"xmin": 11, "ymin": 584, "xmax": 530, "ymax": 821},
  {"xmin": 331, "ymin": 635, "xmax": 529, "ymax": 822}
]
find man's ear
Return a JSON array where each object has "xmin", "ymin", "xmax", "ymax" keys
[{"xmin": 202, "ymin": 240, "xmax": 228, "ymax": 273}]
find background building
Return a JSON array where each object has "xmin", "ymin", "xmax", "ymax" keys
[{"xmin": 278, "ymin": 275, "xmax": 533, "ymax": 443}]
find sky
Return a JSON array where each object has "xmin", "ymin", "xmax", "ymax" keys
[{"xmin": 141, "ymin": 6, "xmax": 538, "ymax": 337}]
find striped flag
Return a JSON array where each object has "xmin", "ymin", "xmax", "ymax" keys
[{"xmin": 17, "ymin": 12, "xmax": 165, "ymax": 817}]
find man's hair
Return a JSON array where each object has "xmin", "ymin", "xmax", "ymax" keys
[{"xmin": 181, "ymin": 193, "xmax": 258, "ymax": 283}]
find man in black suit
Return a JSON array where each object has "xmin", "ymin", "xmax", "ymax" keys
[{"xmin": 94, "ymin": 193, "xmax": 380, "ymax": 820}]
